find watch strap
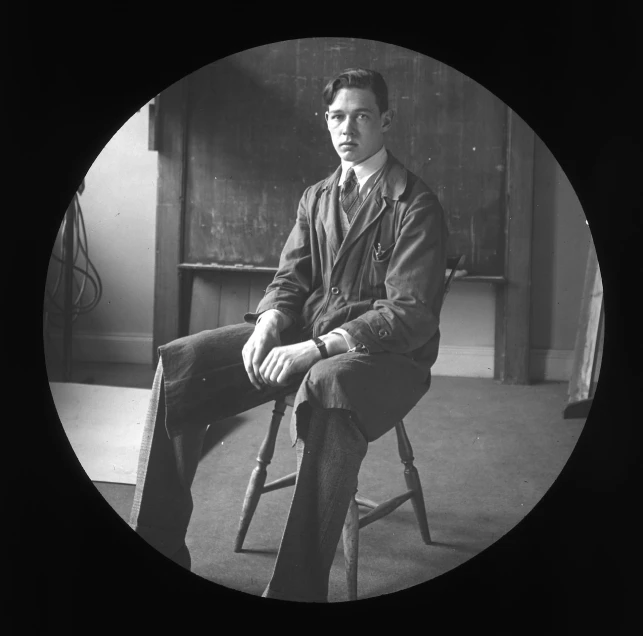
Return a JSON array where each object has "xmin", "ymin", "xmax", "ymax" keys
[{"xmin": 313, "ymin": 336, "xmax": 329, "ymax": 359}]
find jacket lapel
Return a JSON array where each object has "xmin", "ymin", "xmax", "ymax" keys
[
  {"xmin": 333, "ymin": 152, "xmax": 408, "ymax": 267},
  {"xmin": 333, "ymin": 191, "xmax": 388, "ymax": 266},
  {"xmin": 316, "ymin": 166, "xmax": 343, "ymax": 263}
]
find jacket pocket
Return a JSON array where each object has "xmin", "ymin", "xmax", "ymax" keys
[{"xmin": 370, "ymin": 242, "xmax": 394, "ymax": 298}]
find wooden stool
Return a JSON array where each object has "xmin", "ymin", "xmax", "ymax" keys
[
  {"xmin": 234, "ymin": 255, "xmax": 464, "ymax": 600},
  {"xmin": 234, "ymin": 395, "xmax": 431, "ymax": 601}
]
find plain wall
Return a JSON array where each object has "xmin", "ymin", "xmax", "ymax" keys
[
  {"xmin": 45, "ymin": 102, "xmax": 157, "ymax": 364},
  {"xmin": 45, "ymin": 107, "xmax": 591, "ymax": 381}
]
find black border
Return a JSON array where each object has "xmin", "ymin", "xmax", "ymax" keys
[{"xmin": 15, "ymin": 10, "xmax": 640, "ymax": 632}]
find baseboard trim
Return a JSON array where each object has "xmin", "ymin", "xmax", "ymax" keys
[
  {"xmin": 529, "ymin": 348, "xmax": 574, "ymax": 382},
  {"xmin": 45, "ymin": 330, "xmax": 153, "ymax": 365},
  {"xmin": 433, "ymin": 345, "xmax": 573, "ymax": 381}
]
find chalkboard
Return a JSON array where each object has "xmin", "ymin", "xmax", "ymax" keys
[{"xmin": 183, "ymin": 38, "xmax": 507, "ymax": 275}]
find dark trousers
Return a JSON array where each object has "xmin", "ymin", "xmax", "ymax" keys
[{"xmin": 129, "ymin": 323, "xmax": 428, "ymax": 602}]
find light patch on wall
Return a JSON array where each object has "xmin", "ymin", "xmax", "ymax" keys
[{"xmin": 63, "ymin": 105, "xmax": 158, "ymax": 362}]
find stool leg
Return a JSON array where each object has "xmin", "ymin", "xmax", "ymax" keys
[
  {"xmin": 343, "ymin": 491, "xmax": 359, "ymax": 601},
  {"xmin": 395, "ymin": 421, "xmax": 432, "ymax": 544},
  {"xmin": 234, "ymin": 399, "xmax": 287, "ymax": 552}
]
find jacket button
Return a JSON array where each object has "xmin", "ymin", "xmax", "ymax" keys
[
  {"xmin": 378, "ymin": 329, "xmax": 389, "ymax": 337},
  {"xmin": 331, "ymin": 286, "xmax": 340, "ymax": 295}
]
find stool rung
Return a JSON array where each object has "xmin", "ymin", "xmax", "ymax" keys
[
  {"xmin": 358, "ymin": 490, "xmax": 414, "ymax": 529},
  {"xmin": 355, "ymin": 496, "xmax": 378, "ymax": 509},
  {"xmin": 262, "ymin": 471, "xmax": 297, "ymax": 493}
]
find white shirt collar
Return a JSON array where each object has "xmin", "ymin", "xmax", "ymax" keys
[{"xmin": 339, "ymin": 145, "xmax": 388, "ymax": 189}]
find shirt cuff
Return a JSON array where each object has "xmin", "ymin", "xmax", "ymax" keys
[{"xmin": 329, "ymin": 328, "xmax": 361, "ymax": 351}]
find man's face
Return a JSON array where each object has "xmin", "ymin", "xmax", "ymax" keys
[{"xmin": 325, "ymin": 87, "xmax": 393, "ymax": 165}]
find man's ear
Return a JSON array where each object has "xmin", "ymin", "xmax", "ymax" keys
[
  {"xmin": 381, "ymin": 109, "xmax": 395, "ymax": 132},
  {"xmin": 324, "ymin": 111, "xmax": 329, "ymax": 125}
]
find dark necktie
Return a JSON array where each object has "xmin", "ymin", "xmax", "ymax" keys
[{"xmin": 341, "ymin": 168, "xmax": 359, "ymax": 223}]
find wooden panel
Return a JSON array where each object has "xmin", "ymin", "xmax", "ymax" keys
[
  {"xmin": 249, "ymin": 273, "xmax": 274, "ymax": 315},
  {"xmin": 182, "ymin": 38, "xmax": 507, "ymax": 275},
  {"xmin": 218, "ymin": 272, "xmax": 251, "ymax": 327},
  {"xmin": 186, "ymin": 271, "xmax": 276, "ymax": 333},
  {"xmin": 152, "ymin": 81, "xmax": 187, "ymax": 364},
  {"xmin": 188, "ymin": 274, "xmax": 222, "ymax": 334},
  {"xmin": 494, "ymin": 109, "xmax": 534, "ymax": 384}
]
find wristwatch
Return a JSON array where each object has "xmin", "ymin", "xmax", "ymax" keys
[{"xmin": 312, "ymin": 337, "xmax": 329, "ymax": 359}]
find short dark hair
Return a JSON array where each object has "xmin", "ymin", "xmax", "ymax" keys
[{"xmin": 322, "ymin": 68, "xmax": 389, "ymax": 114}]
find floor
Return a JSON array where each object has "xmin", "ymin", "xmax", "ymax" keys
[
  {"xmin": 46, "ymin": 360, "xmax": 587, "ymax": 606},
  {"xmin": 49, "ymin": 382, "xmax": 150, "ymax": 483}
]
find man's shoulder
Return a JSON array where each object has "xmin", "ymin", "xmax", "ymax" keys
[
  {"xmin": 301, "ymin": 167, "xmax": 340, "ymax": 201},
  {"xmin": 402, "ymin": 166, "xmax": 435, "ymax": 198},
  {"xmin": 383, "ymin": 154, "xmax": 437, "ymax": 203}
]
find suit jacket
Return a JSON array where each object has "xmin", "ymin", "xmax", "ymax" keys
[{"xmin": 245, "ymin": 151, "xmax": 449, "ymax": 379}]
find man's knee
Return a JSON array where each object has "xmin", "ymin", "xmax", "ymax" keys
[
  {"xmin": 162, "ymin": 322, "xmax": 253, "ymax": 352},
  {"xmin": 305, "ymin": 355, "xmax": 356, "ymax": 387},
  {"xmin": 296, "ymin": 404, "xmax": 366, "ymax": 452},
  {"xmin": 158, "ymin": 322, "xmax": 253, "ymax": 384}
]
